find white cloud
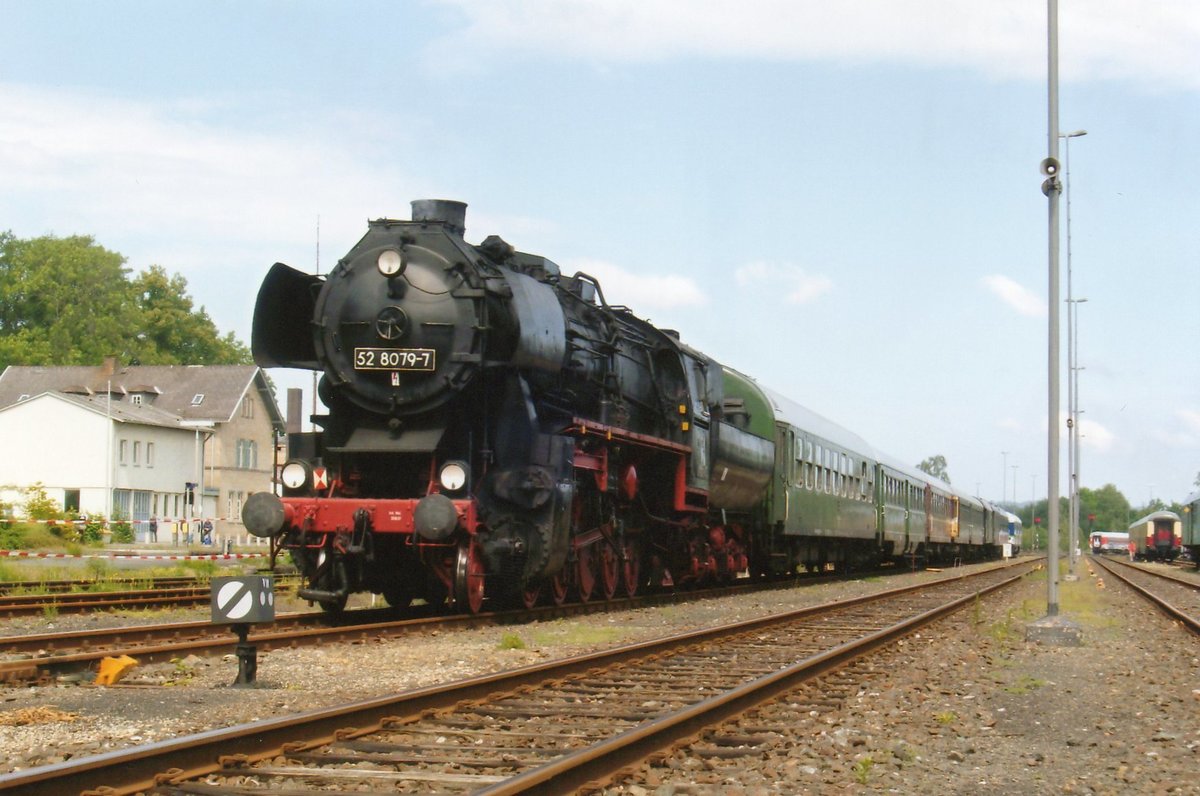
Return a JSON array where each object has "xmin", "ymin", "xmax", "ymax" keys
[
  {"xmin": 735, "ymin": 261, "xmax": 833, "ymax": 304},
  {"xmin": 562, "ymin": 257, "xmax": 707, "ymax": 310},
  {"xmin": 982, "ymin": 275, "xmax": 1046, "ymax": 317},
  {"xmin": 432, "ymin": 0, "xmax": 1200, "ymax": 90},
  {"xmin": 1179, "ymin": 409, "xmax": 1200, "ymax": 435},
  {"xmin": 0, "ymin": 83, "xmax": 421, "ymax": 271},
  {"xmin": 1079, "ymin": 417, "xmax": 1115, "ymax": 453}
]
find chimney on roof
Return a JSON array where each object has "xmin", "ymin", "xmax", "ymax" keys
[{"xmin": 89, "ymin": 356, "xmax": 123, "ymax": 395}]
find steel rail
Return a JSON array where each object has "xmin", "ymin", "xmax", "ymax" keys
[
  {"xmin": 475, "ymin": 566, "xmax": 1026, "ymax": 795},
  {"xmin": 0, "ymin": 560, "xmax": 1033, "ymax": 796},
  {"xmin": 0, "ymin": 570, "xmax": 845, "ymax": 683},
  {"xmin": 1092, "ymin": 556, "xmax": 1200, "ymax": 634}
]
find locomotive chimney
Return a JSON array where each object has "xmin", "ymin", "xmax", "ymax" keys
[{"xmin": 411, "ymin": 199, "xmax": 467, "ymax": 237}]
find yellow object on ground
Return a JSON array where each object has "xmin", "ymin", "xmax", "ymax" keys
[{"xmin": 94, "ymin": 654, "xmax": 139, "ymax": 685}]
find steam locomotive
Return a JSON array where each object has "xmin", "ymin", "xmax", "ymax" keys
[{"xmin": 242, "ymin": 200, "xmax": 1012, "ymax": 613}]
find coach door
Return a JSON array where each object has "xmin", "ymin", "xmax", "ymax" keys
[{"xmin": 681, "ymin": 354, "xmax": 711, "ymax": 492}]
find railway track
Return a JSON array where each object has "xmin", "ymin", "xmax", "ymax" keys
[
  {"xmin": 0, "ymin": 559, "xmax": 1035, "ymax": 795},
  {"xmin": 1091, "ymin": 555, "xmax": 1200, "ymax": 634},
  {"xmin": 0, "ymin": 572, "xmax": 837, "ymax": 684},
  {"xmin": 0, "ymin": 575, "xmax": 301, "ymax": 619},
  {"xmin": 0, "ymin": 575, "xmax": 210, "ymax": 595}
]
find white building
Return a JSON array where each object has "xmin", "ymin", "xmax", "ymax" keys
[
  {"xmin": 0, "ymin": 391, "xmax": 200, "ymax": 529},
  {"xmin": 0, "ymin": 362, "xmax": 284, "ymax": 544}
]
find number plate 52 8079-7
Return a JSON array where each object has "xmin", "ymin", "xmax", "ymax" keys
[{"xmin": 353, "ymin": 348, "xmax": 436, "ymax": 371}]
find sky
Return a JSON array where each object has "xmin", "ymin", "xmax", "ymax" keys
[{"xmin": 2, "ymin": 1, "xmax": 1198, "ymax": 512}]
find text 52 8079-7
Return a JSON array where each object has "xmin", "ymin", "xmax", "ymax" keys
[{"xmin": 353, "ymin": 347, "xmax": 436, "ymax": 371}]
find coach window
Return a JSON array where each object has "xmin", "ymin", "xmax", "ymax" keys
[
  {"xmin": 791, "ymin": 435, "xmax": 800, "ymax": 481},
  {"xmin": 805, "ymin": 441, "xmax": 814, "ymax": 489}
]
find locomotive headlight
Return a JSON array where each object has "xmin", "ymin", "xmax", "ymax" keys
[
  {"xmin": 281, "ymin": 460, "xmax": 311, "ymax": 490},
  {"xmin": 377, "ymin": 248, "xmax": 406, "ymax": 277},
  {"xmin": 438, "ymin": 460, "xmax": 469, "ymax": 492}
]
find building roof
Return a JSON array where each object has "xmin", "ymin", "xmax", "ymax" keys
[
  {"xmin": 0, "ymin": 362, "xmax": 284, "ymax": 432},
  {"xmin": 0, "ymin": 389, "xmax": 202, "ymax": 430}
]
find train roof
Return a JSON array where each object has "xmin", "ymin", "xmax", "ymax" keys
[
  {"xmin": 750, "ymin": 384, "xmax": 989, "ymax": 511},
  {"xmin": 758, "ymin": 386, "xmax": 878, "ymax": 460},
  {"xmin": 1128, "ymin": 509, "xmax": 1181, "ymax": 528}
]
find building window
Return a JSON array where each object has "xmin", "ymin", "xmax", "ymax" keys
[
  {"xmin": 133, "ymin": 441, "xmax": 141, "ymax": 466},
  {"xmin": 242, "ymin": 397, "xmax": 254, "ymax": 419},
  {"xmin": 191, "ymin": 394, "xmax": 205, "ymax": 406},
  {"xmin": 146, "ymin": 442, "xmax": 154, "ymax": 467},
  {"xmin": 119, "ymin": 439, "xmax": 128, "ymax": 465},
  {"xmin": 131, "ymin": 394, "xmax": 143, "ymax": 407},
  {"xmin": 236, "ymin": 439, "xmax": 260, "ymax": 470}
]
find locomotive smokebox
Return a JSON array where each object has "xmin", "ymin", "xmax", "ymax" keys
[{"xmin": 411, "ymin": 199, "xmax": 467, "ymax": 237}]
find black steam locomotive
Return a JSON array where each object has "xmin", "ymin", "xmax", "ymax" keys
[{"xmin": 243, "ymin": 200, "xmax": 775, "ymax": 612}]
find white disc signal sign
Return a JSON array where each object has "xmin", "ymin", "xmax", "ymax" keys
[{"xmin": 215, "ymin": 580, "xmax": 254, "ymax": 621}]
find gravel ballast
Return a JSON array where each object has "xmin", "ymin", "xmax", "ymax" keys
[{"xmin": 2, "ymin": 559, "xmax": 1198, "ymax": 794}]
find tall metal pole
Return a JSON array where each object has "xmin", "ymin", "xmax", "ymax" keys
[
  {"xmin": 1066, "ymin": 153, "xmax": 1075, "ymax": 575},
  {"xmin": 1044, "ymin": 0, "xmax": 1062, "ymax": 614},
  {"xmin": 1062, "ymin": 129, "xmax": 1086, "ymax": 574}
]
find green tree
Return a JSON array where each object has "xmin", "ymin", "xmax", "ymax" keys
[
  {"xmin": 0, "ymin": 232, "xmax": 135, "ymax": 365},
  {"xmin": 0, "ymin": 233, "xmax": 249, "ymax": 366},
  {"xmin": 916, "ymin": 455, "xmax": 950, "ymax": 484},
  {"xmin": 1076, "ymin": 484, "xmax": 1132, "ymax": 533},
  {"xmin": 131, "ymin": 266, "xmax": 250, "ymax": 364}
]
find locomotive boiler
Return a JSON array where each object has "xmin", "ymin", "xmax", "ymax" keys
[{"xmin": 243, "ymin": 200, "xmax": 776, "ymax": 612}]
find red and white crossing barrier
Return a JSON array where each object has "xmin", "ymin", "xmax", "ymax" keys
[{"xmin": 0, "ymin": 549, "xmax": 266, "ymax": 561}]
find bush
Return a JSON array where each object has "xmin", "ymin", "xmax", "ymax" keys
[
  {"xmin": 82, "ymin": 516, "xmax": 107, "ymax": 544},
  {"xmin": 22, "ymin": 483, "xmax": 61, "ymax": 522},
  {"xmin": 109, "ymin": 515, "xmax": 133, "ymax": 544},
  {"xmin": 0, "ymin": 520, "xmax": 64, "ymax": 551}
]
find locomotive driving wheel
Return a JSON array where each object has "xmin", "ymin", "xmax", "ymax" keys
[
  {"xmin": 549, "ymin": 567, "xmax": 570, "ymax": 605},
  {"xmin": 576, "ymin": 542, "xmax": 598, "ymax": 603},
  {"xmin": 621, "ymin": 539, "xmax": 640, "ymax": 598},
  {"xmin": 453, "ymin": 540, "xmax": 486, "ymax": 614},
  {"xmin": 519, "ymin": 580, "xmax": 542, "ymax": 609},
  {"xmin": 598, "ymin": 539, "xmax": 619, "ymax": 601}
]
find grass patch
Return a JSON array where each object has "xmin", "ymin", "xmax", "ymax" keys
[
  {"xmin": 934, "ymin": 710, "xmax": 957, "ymax": 725},
  {"xmin": 496, "ymin": 632, "xmax": 527, "ymax": 650},
  {"xmin": 1057, "ymin": 577, "xmax": 1122, "ymax": 633},
  {"xmin": 529, "ymin": 621, "xmax": 626, "ymax": 648},
  {"xmin": 1004, "ymin": 675, "xmax": 1047, "ymax": 695},
  {"xmin": 851, "ymin": 755, "xmax": 875, "ymax": 785}
]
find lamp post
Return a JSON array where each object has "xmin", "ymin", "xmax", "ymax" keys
[
  {"xmin": 1062, "ymin": 129, "xmax": 1086, "ymax": 574},
  {"xmin": 1043, "ymin": 0, "xmax": 1063, "ymax": 614}
]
